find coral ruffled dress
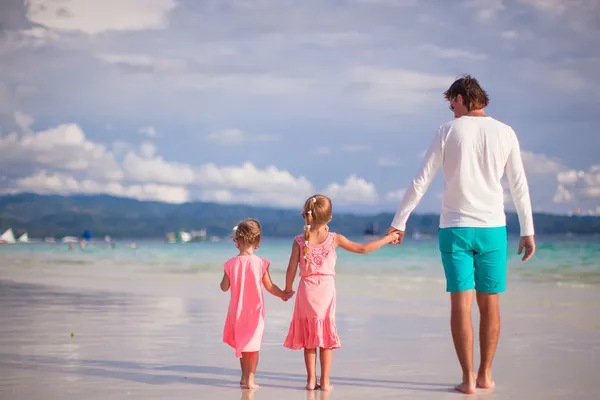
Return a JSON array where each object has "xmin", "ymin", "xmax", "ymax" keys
[{"xmin": 284, "ymin": 232, "xmax": 341, "ymax": 350}]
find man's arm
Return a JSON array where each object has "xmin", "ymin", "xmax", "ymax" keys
[
  {"xmin": 505, "ymin": 131, "xmax": 536, "ymax": 261},
  {"xmin": 390, "ymin": 129, "xmax": 444, "ymax": 233},
  {"xmin": 505, "ymin": 131, "xmax": 534, "ymax": 237}
]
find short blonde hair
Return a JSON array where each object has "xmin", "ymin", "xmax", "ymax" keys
[{"xmin": 233, "ymin": 218, "xmax": 262, "ymax": 247}]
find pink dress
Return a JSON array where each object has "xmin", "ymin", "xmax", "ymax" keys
[
  {"xmin": 223, "ymin": 255, "xmax": 270, "ymax": 358},
  {"xmin": 284, "ymin": 232, "xmax": 341, "ymax": 350}
]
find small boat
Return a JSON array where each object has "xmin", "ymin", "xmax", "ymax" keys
[
  {"xmin": 17, "ymin": 233, "xmax": 29, "ymax": 243},
  {"xmin": 0, "ymin": 228, "xmax": 16, "ymax": 244},
  {"xmin": 62, "ymin": 236, "xmax": 78, "ymax": 243},
  {"xmin": 45, "ymin": 237, "xmax": 56, "ymax": 243}
]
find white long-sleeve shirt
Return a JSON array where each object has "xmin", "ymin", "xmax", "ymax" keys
[{"xmin": 391, "ymin": 116, "xmax": 535, "ymax": 236}]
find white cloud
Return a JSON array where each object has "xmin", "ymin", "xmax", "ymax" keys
[
  {"xmin": 418, "ymin": 44, "xmax": 487, "ymax": 60},
  {"xmin": 14, "ymin": 111, "xmax": 34, "ymax": 133},
  {"xmin": 386, "ymin": 189, "xmax": 406, "ymax": 201},
  {"xmin": 100, "ymin": 54, "xmax": 187, "ymax": 74},
  {"xmin": 553, "ymin": 165, "xmax": 600, "ymax": 203},
  {"xmin": 464, "ymin": 0, "xmax": 506, "ymax": 22},
  {"xmin": 351, "ymin": 67, "xmax": 454, "ymax": 112},
  {"xmin": 196, "ymin": 162, "xmax": 313, "ymax": 195},
  {"xmin": 502, "ymin": 30, "xmax": 519, "ymax": 39},
  {"xmin": 205, "ymin": 129, "xmax": 279, "ymax": 146},
  {"xmin": 25, "ymin": 0, "xmax": 178, "ymax": 35},
  {"xmin": 122, "ymin": 151, "xmax": 195, "ymax": 185},
  {"xmin": 521, "ymin": 151, "xmax": 565, "ymax": 175},
  {"xmin": 325, "ymin": 175, "xmax": 378, "ymax": 205},
  {"xmin": 0, "ymin": 122, "xmax": 123, "ymax": 181},
  {"xmin": 311, "ymin": 147, "xmax": 330, "ymax": 156},
  {"xmin": 518, "ymin": 0, "xmax": 570, "ymax": 14},
  {"xmin": 15, "ymin": 170, "xmax": 189, "ymax": 203},
  {"xmin": 378, "ymin": 157, "xmax": 401, "ymax": 167},
  {"xmin": 139, "ymin": 126, "xmax": 158, "ymax": 138},
  {"xmin": 342, "ymin": 145, "xmax": 369, "ymax": 152},
  {"xmin": 139, "ymin": 142, "xmax": 156, "ymax": 159},
  {"xmin": 0, "ymin": 115, "xmax": 315, "ymax": 207},
  {"xmin": 200, "ymin": 189, "xmax": 234, "ymax": 203}
]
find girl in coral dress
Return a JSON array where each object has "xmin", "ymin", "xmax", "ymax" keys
[
  {"xmin": 221, "ymin": 218, "xmax": 292, "ymax": 389},
  {"xmin": 283, "ymin": 195, "xmax": 399, "ymax": 391}
]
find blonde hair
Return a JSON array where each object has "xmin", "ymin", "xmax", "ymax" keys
[
  {"xmin": 233, "ymin": 218, "xmax": 262, "ymax": 247},
  {"xmin": 302, "ymin": 194, "xmax": 332, "ymax": 259}
]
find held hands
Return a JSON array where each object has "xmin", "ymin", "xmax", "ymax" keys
[
  {"xmin": 518, "ymin": 235, "xmax": 536, "ymax": 262},
  {"xmin": 281, "ymin": 289, "xmax": 295, "ymax": 302},
  {"xmin": 385, "ymin": 227, "xmax": 405, "ymax": 244}
]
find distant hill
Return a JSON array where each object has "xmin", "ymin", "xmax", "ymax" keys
[{"xmin": 0, "ymin": 193, "xmax": 599, "ymax": 239}]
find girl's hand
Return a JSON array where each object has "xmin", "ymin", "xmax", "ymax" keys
[
  {"xmin": 282, "ymin": 290, "xmax": 295, "ymax": 301},
  {"xmin": 385, "ymin": 231, "xmax": 401, "ymax": 243}
]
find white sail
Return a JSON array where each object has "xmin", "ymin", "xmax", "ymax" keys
[
  {"xmin": 180, "ymin": 231, "xmax": 192, "ymax": 243},
  {"xmin": 17, "ymin": 233, "xmax": 29, "ymax": 243},
  {"xmin": 1, "ymin": 228, "xmax": 16, "ymax": 244}
]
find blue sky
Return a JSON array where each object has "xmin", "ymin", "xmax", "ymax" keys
[{"xmin": 0, "ymin": 0, "xmax": 599, "ymax": 215}]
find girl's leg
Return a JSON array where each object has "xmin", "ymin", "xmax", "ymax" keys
[
  {"xmin": 319, "ymin": 348, "xmax": 333, "ymax": 391},
  {"xmin": 247, "ymin": 351, "xmax": 259, "ymax": 389},
  {"xmin": 241, "ymin": 351, "xmax": 260, "ymax": 389},
  {"xmin": 240, "ymin": 353, "xmax": 248, "ymax": 387},
  {"xmin": 304, "ymin": 349, "xmax": 318, "ymax": 390}
]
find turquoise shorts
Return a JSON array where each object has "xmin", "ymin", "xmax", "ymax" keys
[{"xmin": 438, "ymin": 227, "xmax": 508, "ymax": 293}]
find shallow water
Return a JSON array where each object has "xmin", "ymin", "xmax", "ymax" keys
[{"xmin": 2, "ymin": 235, "xmax": 599, "ymax": 288}]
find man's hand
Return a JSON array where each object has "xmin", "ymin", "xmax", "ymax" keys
[
  {"xmin": 386, "ymin": 227, "xmax": 405, "ymax": 244},
  {"xmin": 518, "ymin": 235, "xmax": 536, "ymax": 262}
]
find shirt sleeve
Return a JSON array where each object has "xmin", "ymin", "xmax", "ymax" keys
[
  {"xmin": 261, "ymin": 258, "xmax": 271, "ymax": 276},
  {"xmin": 391, "ymin": 128, "xmax": 443, "ymax": 231},
  {"xmin": 223, "ymin": 260, "xmax": 230, "ymax": 277},
  {"xmin": 505, "ymin": 131, "xmax": 535, "ymax": 236}
]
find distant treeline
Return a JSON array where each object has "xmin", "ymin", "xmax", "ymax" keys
[{"xmin": 1, "ymin": 193, "xmax": 599, "ymax": 239}]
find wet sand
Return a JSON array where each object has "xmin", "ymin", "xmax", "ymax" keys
[{"xmin": 0, "ymin": 267, "xmax": 599, "ymax": 399}]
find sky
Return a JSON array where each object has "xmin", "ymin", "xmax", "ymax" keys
[{"xmin": 0, "ymin": 0, "xmax": 599, "ymax": 215}]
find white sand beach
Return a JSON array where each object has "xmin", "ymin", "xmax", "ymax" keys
[{"xmin": 1, "ymin": 263, "xmax": 599, "ymax": 400}]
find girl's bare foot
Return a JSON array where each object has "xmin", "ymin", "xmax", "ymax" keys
[
  {"xmin": 319, "ymin": 378, "xmax": 333, "ymax": 392},
  {"xmin": 455, "ymin": 374, "xmax": 476, "ymax": 395},
  {"xmin": 242, "ymin": 381, "xmax": 260, "ymax": 390},
  {"xmin": 476, "ymin": 371, "xmax": 495, "ymax": 390},
  {"xmin": 306, "ymin": 377, "xmax": 319, "ymax": 390}
]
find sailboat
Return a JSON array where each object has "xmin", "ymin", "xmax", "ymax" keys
[
  {"xmin": 17, "ymin": 233, "xmax": 29, "ymax": 243},
  {"xmin": 0, "ymin": 228, "xmax": 16, "ymax": 244}
]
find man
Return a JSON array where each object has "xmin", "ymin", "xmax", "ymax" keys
[{"xmin": 388, "ymin": 75, "xmax": 536, "ymax": 394}]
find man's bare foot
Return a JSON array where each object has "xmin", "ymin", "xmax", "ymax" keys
[
  {"xmin": 476, "ymin": 373, "xmax": 495, "ymax": 390},
  {"xmin": 240, "ymin": 379, "xmax": 246, "ymax": 387},
  {"xmin": 455, "ymin": 374, "xmax": 476, "ymax": 395},
  {"xmin": 320, "ymin": 378, "xmax": 333, "ymax": 392}
]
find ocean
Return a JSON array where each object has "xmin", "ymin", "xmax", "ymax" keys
[{"xmin": 2, "ymin": 235, "xmax": 599, "ymax": 288}]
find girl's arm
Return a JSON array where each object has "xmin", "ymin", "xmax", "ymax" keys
[
  {"xmin": 335, "ymin": 232, "xmax": 399, "ymax": 254},
  {"xmin": 220, "ymin": 271, "xmax": 230, "ymax": 292},
  {"xmin": 285, "ymin": 240, "xmax": 301, "ymax": 292},
  {"xmin": 263, "ymin": 268, "xmax": 293, "ymax": 300}
]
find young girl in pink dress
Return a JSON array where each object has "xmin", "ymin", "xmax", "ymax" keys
[
  {"xmin": 283, "ymin": 195, "xmax": 400, "ymax": 391},
  {"xmin": 221, "ymin": 218, "xmax": 293, "ymax": 389}
]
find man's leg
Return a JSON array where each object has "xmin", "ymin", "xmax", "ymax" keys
[
  {"xmin": 439, "ymin": 227, "xmax": 477, "ymax": 394},
  {"xmin": 473, "ymin": 227, "xmax": 507, "ymax": 390},
  {"xmin": 451, "ymin": 290, "xmax": 476, "ymax": 394},
  {"xmin": 476, "ymin": 291, "xmax": 499, "ymax": 389}
]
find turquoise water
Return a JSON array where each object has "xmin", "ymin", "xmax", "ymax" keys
[{"xmin": 2, "ymin": 235, "xmax": 599, "ymax": 286}]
